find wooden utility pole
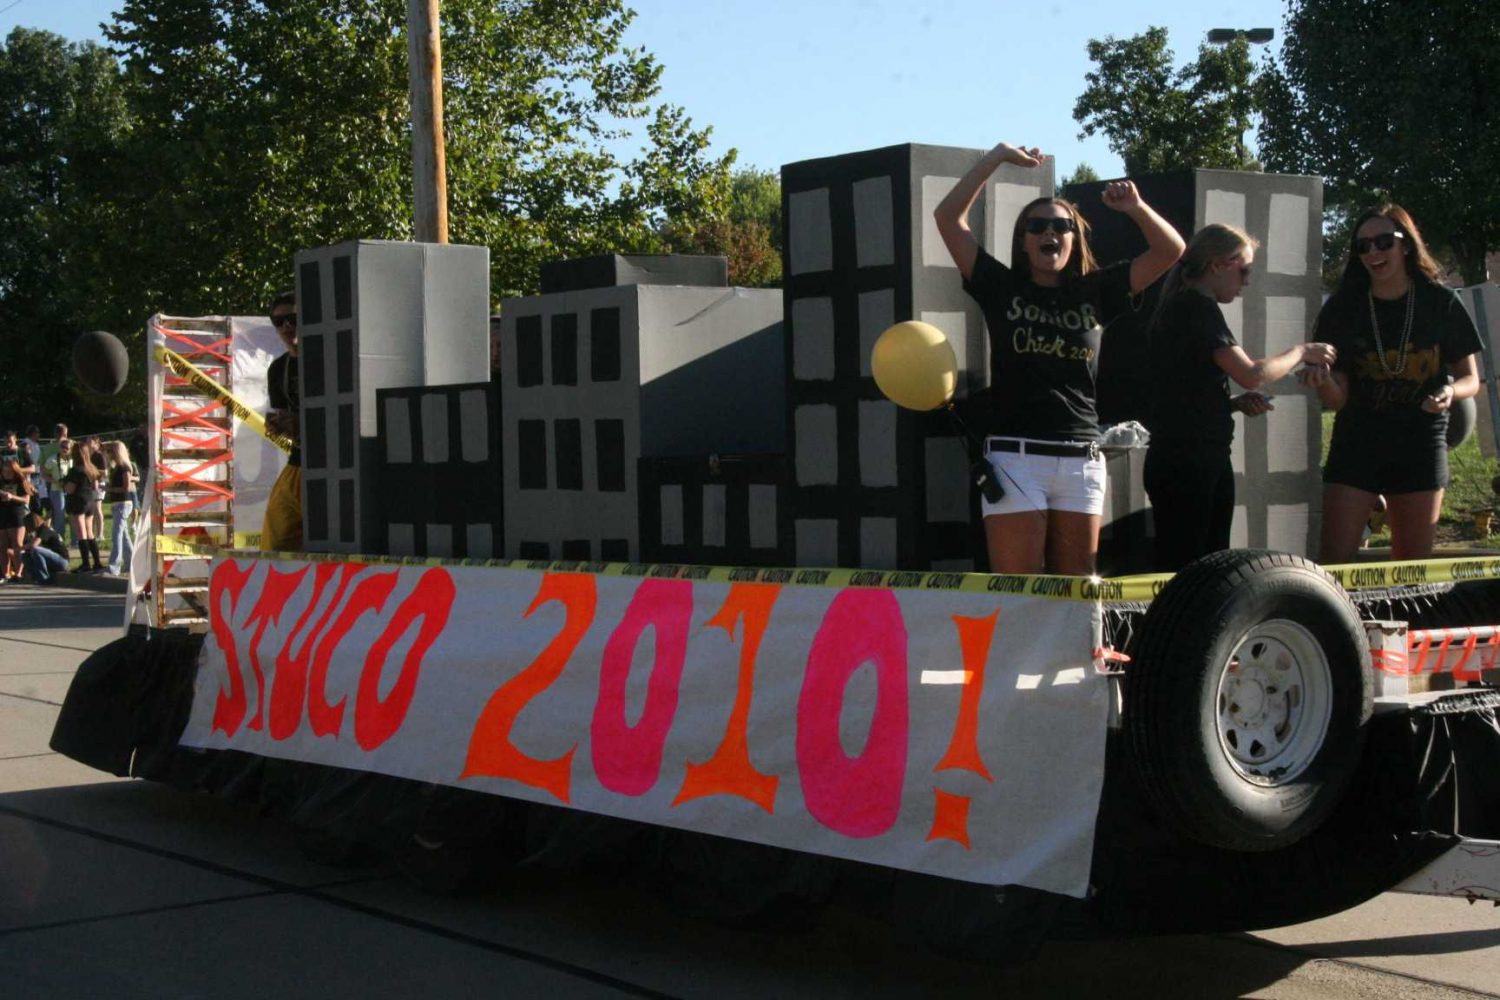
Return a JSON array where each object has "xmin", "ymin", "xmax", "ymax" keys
[{"xmin": 407, "ymin": 0, "xmax": 449, "ymax": 243}]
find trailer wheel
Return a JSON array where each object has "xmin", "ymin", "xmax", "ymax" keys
[{"xmin": 1126, "ymin": 550, "xmax": 1373, "ymax": 852}]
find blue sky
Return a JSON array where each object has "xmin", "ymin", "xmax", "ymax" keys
[{"xmin": 5, "ymin": 0, "xmax": 1289, "ymax": 178}]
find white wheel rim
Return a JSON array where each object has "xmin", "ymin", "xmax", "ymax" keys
[{"xmin": 1215, "ymin": 619, "xmax": 1332, "ymax": 786}]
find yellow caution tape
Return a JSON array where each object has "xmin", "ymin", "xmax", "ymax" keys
[
  {"xmin": 154, "ymin": 547, "xmax": 1500, "ymax": 605},
  {"xmin": 153, "ymin": 344, "xmax": 293, "ymax": 454},
  {"xmin": 155, "ymin": 534, "xmax": 224, "ymax": 557}
]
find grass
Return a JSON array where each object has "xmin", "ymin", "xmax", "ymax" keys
[{"xmin": 1319, "ymin": 410, "xmax": 1500, "ymax": 548}]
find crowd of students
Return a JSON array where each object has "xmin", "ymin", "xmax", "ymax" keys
[
  {"xmin": 0, "ymin": 424, "xmax": 141, "ymax": 584},
  {"xmin": 937, "ymin": 142, "xmax": 1485, "ymax": 575}
]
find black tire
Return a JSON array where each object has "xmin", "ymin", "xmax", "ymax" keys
[{"xmin": 1125, "ymin": 549, "xmax": 1374, "ymax": 852}]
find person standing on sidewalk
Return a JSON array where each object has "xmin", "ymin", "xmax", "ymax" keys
[
  {"xmin": 63, "ymin": 439, "xmax": 104, "ymax": 572},
  {"xmin": 0, "ymin": 458, "xmax": 34, "ymax": 581},
  {"xmin": 22, "ymin": 425, "xmax": 45, "ymax": 515},
  {"xmin": 104, "ymin": 440, "xmax": 139, "ymax": 576},
  {"xmin": 42, "ymin": 424, "xmax": 72, "ymax": 545}
]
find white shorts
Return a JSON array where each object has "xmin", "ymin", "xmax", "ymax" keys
[{"xmin": 980, "ymin": 437, "xmax": 1107, "ymax": 518}]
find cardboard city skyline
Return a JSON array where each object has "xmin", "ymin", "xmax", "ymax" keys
[{"xmin": 291, "ymin": 144, "xmax": 1330, "ymax": 572}]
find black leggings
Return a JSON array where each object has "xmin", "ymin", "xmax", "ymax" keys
[{"xmin": 1144, "ymin": 446, "xmax": 1235, "ymax": 572}]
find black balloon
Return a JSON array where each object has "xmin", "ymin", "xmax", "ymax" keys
[
  {"xmin": 1447, "ymin": 393, "xmax": 1476, "ymax": 450},
  {"xmin": 72, "ymin": 330, "xmax": 130, "ymax": 394}
]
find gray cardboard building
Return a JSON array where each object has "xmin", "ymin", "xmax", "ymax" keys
[
  {"xmin": 294, "ymin": 239, "xmax": 490, "ymax": 554},
  {"xmin": 498, "ymin": 256, "xmax": 784, "ymax": 562}
]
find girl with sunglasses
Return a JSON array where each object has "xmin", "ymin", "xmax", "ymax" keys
[
  {"xmin": 1143, "ymin": 224, "xmax": 1336, "ymax": 570},
  {"xmin": 1301, "ymin": 205, "xmax": 1483, "ymax": 563},
  {"xmin": 933, "ymin": 142, "xmax": 1184, "ymax": 574}
]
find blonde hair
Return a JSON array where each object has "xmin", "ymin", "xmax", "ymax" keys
[
  {"xmin": 1149, "ymin": 224, "xmax": 1259, "ymax": 331},
  {"xmin": 107, "ymin": 440, "xmax": 131, "ymax": 465}
]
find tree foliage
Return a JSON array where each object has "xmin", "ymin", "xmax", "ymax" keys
[
  {"xmin": 101, "ymin": 0, "xmax": 734, "ymax": 307},
  {"xmin": 0, "ymin": 28, "xmax": 135, "ymax": 430},
  {"xmin": 0, "ymin": 2, "xmax": 743, "ymax": 430},
  {"xmin": 1074, "ymin": 26, "xmax": 1261, "ymax": 175},
  {"xmin": 1062, "ymin": 162, "xmax": 1101, "ymax": 187},
  {"xmin": 667, "ymin": 166, "xmax": 782, "ymax": 287},
  {"xmin": 1258, "ymin": 0, "xmax": 1499, "ymax": 285}
]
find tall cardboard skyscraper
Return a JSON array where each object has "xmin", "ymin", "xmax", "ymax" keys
[
  {"xmin": 781, "ymin": 143, "xmax": 1054, "ymax": 571},
  {"xmin": 294, "ymin": 240, "xmax": 490, "ymax": 554}
]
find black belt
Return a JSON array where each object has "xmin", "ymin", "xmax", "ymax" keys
[{"xmin": 985, "ymin": 437, "xmax": 1099, "ymax": 459}]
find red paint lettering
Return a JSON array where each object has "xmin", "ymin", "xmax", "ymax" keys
[
  {"xmin": 268, "ymin": 564, "xmax": 351, "ymax": 740},
  {"xmin": 354, "ymin": 568, "xmax": 455, "ymax": 750},
  {"xmin": 239, "ymin": 565, "xmax": 310, "ymax": 731},
  {"xmin": 307, "ymin": 566, "xmax": 398, "ymax": 738},
  {"xmin": 207, "ymin": 560, "xmax": 257, "ymax": 736}
]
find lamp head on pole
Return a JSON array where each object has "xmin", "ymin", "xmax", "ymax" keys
[{"xmin": 1208, "ymin": 27, "xmax": 1275, "ymax": 45}]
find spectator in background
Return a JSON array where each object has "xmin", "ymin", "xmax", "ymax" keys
[
  {"xmin": 20, "ymin": 510, "xmax": 68, "ymax": 584},
  {"xmin": 104, "ymin": 440, "xmax": 139, "ymax": 576},
  {"xmin": 0, "ymin": 458, "xmax": 34, "ymax": 581},
  {"xmin": 42, "ymin": 423, "xmax": 72, "ymax": 544},
  {"xmin": 1, "ymin": 430, "xmax": 35, "ymax": 482},
  {"xmin": 85, "ymin": 435, "xmax": 106, "ymax": 542},
  {"xmin": 22, "ymin": 425, "xmax": 44, "ymax": 514},
  {"xmin": 64, "ymin": 439, "xmax": 104, "ymax": 572}
]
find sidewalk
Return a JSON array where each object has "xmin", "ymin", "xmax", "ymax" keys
[{"xmin": 11, "ymin": 570, "xmax": 130, "ymax": 597}]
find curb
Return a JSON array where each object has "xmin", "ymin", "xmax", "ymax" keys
[{"xmin": 47, "ymin": 572, "xmax": 131, "ymax": 596}]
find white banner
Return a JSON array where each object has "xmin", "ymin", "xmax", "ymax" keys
[{"xmin": 181, "ymin": 555, "xmax": 1111, "ymax": 897}]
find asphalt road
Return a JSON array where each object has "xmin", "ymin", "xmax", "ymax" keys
[{"xmin": 2, "ymin": 585, "xmax": 1497, "ymax": 999}]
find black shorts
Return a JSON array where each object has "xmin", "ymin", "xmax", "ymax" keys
[
  {"xmin": 1323, "ymin": 434, "xmax": 1448, "ymax": 495},
  {"xmin": 0, "ymin": 504, "xmax": 25, "ymax": 530},
  {"xmin": 64, "ymin": 494, "xmax": 88, "ymax": 517}
]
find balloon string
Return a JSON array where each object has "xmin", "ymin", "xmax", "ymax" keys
[{"xmin": 942, "ymin": 404, "xmax": 1044, "ymax": 516}]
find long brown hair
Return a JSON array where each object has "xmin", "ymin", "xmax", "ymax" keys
[
  {"xmin": 1008, "ymin": 196, "xmax": 1099, "ymax": 283},
  {"xmin": 1334, "ymin": 204, "xmax": 1441, "ymax": 297},
  {"xmin": 1, "ymin": 460, "xmax": 34, "ymax": 497},
  {"xmin": 71, "ymin": 439, "xmax": 99, "ymax": 481},
  {"xmin": 1148, "ymin": 223, "xmax": 1258, "ymax": 333}
]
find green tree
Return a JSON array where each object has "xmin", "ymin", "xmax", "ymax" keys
[
  {"xmin": 1062, "ymin": 162, "xmax": 1101, "ymax": 187},
  {"xmin": 99, "ymin": 0, "xmax": 735, "ymax": 313},
  {"xmin": 667, "ymin": 166, "xmax": 781, "ymax": 287},
  {"xmin": 1073, "ymin": 26, "xmax": 1260, "ymax": 175},
  {"xmin": 0, "ymin": 28, "xmax": 136, "ymax": 431},
  {"xmin": 1258, "ymin": 0, "xmax": 1499, "ymax": 285}
]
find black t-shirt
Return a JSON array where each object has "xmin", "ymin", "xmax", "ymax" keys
[
  {"xmin": 963, "ymin": 249, "xmax": 1135, "ymax": 442},
  {"xmin": 63, "ymin": 464, "xmax": 99, "ymax": 501},
  {"xmin": 267, "ymin": 351, "xmax": 302, "ymax": 466},
  {"xmin": 105, "ymin": 463, "xmax": 137, "ymax": 503},
  {"xmin": 33, "ymin": 524, "xmax": 65, "ymax": 557},
  {"xmin": 1320, "ymin": 280, "xmax": 1484, "ymax": 451},
  {"xmin": 0, "ymin": 442, "xmax": 33, "ymax": 470},
  {"xmin": 1146, "ymin": 290, "xmax": 1239, "ymax": 450}
]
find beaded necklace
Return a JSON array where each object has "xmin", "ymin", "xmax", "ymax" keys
[{"xmin": 1367, "ymin": 283, "xmax": 1416, "ymax": 377}]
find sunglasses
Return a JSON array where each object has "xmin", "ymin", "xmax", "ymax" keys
[
  {"xmin": 271, "ymin": 313, "xmax": 297, "ymax": 328},
  {"xmin": 1024, "ymin": 217, "xmax": 1077, "ymax": 236},
  {"xmin": 1354, "ymin": 231, "xmax": 1404, "ymax": 255}
]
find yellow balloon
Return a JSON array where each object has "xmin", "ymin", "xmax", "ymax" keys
[{"xmin": 871, "ymin": 321, "xmax": 958, "ymax": 411}]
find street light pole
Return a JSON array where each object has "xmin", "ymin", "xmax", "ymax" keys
[{"xmin": 1207, "ymin": 27, "xmax": 1274, "ymax": 168}]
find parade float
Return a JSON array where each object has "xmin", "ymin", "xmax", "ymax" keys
[{"xmin": 50, "ymin": 145, "xmax": 1499, "ymax": 959}]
